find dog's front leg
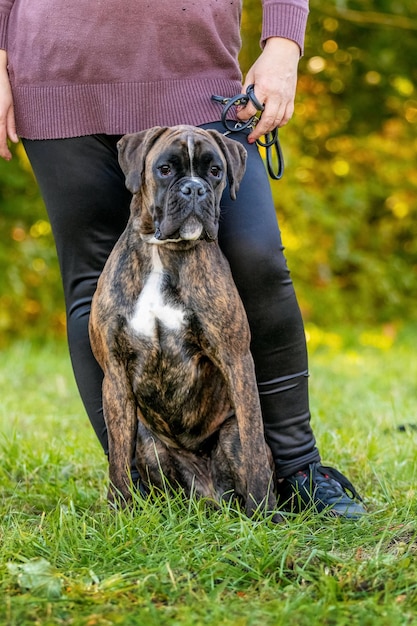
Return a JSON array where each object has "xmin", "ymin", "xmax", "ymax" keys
[
  {"xmin": 102, "ymin": 365, "xmax": 137, "ymax": 506},
  {"xmin": 224, "ymin": 355, "xmax": 278, "ymax": 518}
]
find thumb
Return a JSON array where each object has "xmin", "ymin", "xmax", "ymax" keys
[{"xmin": 237, "ymin": 76, "xmax": 258, "ymax": 121}]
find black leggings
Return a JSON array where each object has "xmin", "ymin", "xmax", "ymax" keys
[{"xmin": 23, "ymin": 123, "xmax": 320, "ymax": 478}]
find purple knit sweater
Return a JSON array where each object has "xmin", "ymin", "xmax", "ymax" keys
[{"xmin": 0, "ymin": 0, "xmax": 308, "ymax": 140}]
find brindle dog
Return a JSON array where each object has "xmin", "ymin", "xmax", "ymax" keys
[{"xmin": 89, "ymin": 125, "xmax": 279, "ymax": 520}]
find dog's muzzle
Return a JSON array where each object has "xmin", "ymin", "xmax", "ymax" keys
[{"xmin": 155, "ymin": 177, "xmax": 219, "ymax": 242}]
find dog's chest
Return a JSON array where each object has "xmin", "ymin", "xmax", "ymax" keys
[{"xmin": 129, "ymin": 246, "xmax": 186, "ymax": 338}]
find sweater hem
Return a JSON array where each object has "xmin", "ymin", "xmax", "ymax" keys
[{"xmin": 13, "ymin": 79, "xmax": 243, "ymax": 140}]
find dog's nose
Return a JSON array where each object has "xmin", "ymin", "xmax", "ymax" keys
[{"xmin": 180, "ymin": 180, "xmax": 207, "ymax": 198}]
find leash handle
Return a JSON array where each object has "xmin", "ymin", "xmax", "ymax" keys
[
  {"xmin": 256, "ymin": 128, "xmax": 284, "ymax": 181},
  {"xmin": 211, "ymin": 84, "xmax": 284, "ymax": 180},
  {"xmin": 211, "ymin": 92, "xmax": 255, "ymax": 132}
]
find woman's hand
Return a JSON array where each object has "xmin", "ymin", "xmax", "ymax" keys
[
  {"xmin": 237, "ymin": 37, "xmax": 300, "ymax": 144},
  {"xmin": 0, "ymin": 50, "xmax": 18, "ymax": 160}
]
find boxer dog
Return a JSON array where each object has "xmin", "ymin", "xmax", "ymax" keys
[{"xmin": 89, "ymin": 125, "xmax": 279, "ymax": 521}]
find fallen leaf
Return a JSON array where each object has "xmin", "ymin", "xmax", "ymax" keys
[{"xmin": 7, "ymin": 558, "xmax": 63, "ymax": 599}]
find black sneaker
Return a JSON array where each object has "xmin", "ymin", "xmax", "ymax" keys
[{"xmin": 277, "ymin": 462, "xmax": 366, "ymax": 519}]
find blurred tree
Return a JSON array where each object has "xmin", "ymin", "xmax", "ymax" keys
[
  {"xmin": 241, "ymin": 0, "xmax": 417, "ymax": 324},
  {"xmin": 0, "ymin": 146, "xmax": 64, "ymax": 345}
]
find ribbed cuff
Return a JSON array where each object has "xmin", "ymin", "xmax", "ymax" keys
[
  {"xmin": 261, "ymin": 0, "xmax": 309, "ymax": 54},
  {"xmin": 0, "ymin": 14, "xmax": 9, "ymax": 50}
]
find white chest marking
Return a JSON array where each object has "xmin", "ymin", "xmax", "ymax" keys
[{"xmin": 130, "ymin": 247, "xmax": 185, "ymax": 338}]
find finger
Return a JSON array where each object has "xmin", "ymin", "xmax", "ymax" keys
[
  {"xmin": 248, "ymin": 105, "xmax": 281, "ymax": 143},
  {"xmin": 236, "ymin": 82, "xmax": 265, "ymax": 121},
  {"xmin": 7, "ymin": 106, "xmax": 18, "ymax": 144},
  {"xmin": 240, "ymin": 84, "xmax": 282, "ymax": 140},
  {"xmin": 248, "ymin": 101, "xmax": 294, "ymax": 143},
  {"xmin": 236, "ymin": 103, "xmax": 257, "ymax": 121},
  {"xmin": 0, "ymin": 119, "xmax": 12, "ymax": 160}
]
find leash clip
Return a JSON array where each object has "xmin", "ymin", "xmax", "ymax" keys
[{"xmin": 211, "ymin": 84, "xmax": 284, "ymax": 180}]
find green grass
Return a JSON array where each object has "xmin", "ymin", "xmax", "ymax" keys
[{"xmin": 1, "ymin": 326, "xmax": 417, "ymax": 625}]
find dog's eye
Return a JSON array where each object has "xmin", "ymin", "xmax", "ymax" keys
[
  {"xmin": 210, "ymin": 166, "xmax": 222, "ymax": 178},
  {"xmin": 158, "ymin": 165, "xmax": 171, "ymax": 176}
]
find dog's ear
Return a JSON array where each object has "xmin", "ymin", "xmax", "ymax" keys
[
  {"xmin": 205, "ymin": 130, "xmax": 247, "ymax": 200},
  {"xmin": 117, "ymin": 127, "xmax": 169, "ymax": 193}
]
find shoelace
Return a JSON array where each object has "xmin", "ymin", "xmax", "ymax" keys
[{"xmin": 298, "ymin": 463, "xmax": 363, "ymax": 502}]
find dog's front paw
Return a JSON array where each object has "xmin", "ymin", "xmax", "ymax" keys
[
  {"xmin": 245, "ymin": 490, "xmax": 283, "ymax": 523},
  {"xmin": 107, "ymin": 483, "xmax": 134, "ymax": 509}
]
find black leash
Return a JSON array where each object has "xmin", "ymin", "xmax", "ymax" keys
[{"xmin": 211, "ymin": 84, "xmax": 284, "ymax": 180}]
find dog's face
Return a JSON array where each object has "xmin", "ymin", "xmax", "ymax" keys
[{"xmin": 117, "ymin": 126, "xmax": 247, "ymax": 243}]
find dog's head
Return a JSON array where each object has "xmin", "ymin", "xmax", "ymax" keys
[{"xmin": 117, "ymin": 125, "xmax": 247, "ymax": 244}]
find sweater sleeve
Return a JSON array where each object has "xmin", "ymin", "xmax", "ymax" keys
[
  {"xmin": 0, "ymin": 0, "xmax": 15, "ymax": 50},
  {"xmin": 261, "ymin": 0, "xmax": 309, "ymax": 53}
]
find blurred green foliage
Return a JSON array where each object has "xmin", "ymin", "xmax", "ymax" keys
[
  {"xmin": 241, "ymin": 0, "xmax": 417, "ymax": 325},
  {"xmin": 0, "ymin": 0, "xmax": 416, "ymax": 343},
  {"xmin": 0, "ymin": 145, "xmax": 64, "ymax": 345}
]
